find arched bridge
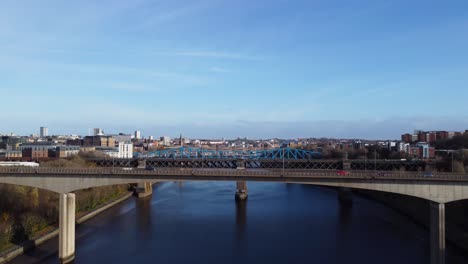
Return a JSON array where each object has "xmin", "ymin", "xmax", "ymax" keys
[{"xmin": 0, "ymin": 167, "xmax": 461, "ymax": 264}]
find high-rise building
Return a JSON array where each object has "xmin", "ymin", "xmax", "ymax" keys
[
  {"xmin": 161, "ymin": 136, "xmax": 171, "ymax": 146},
  {"xmin": 93, "ymin": 128, "xmax": 104, "ymax": 136},
  {"xmin": 134, "ymin": 130, "xmax": 141, "ymax": 140},
  {"xmin": 118, "ymin": 142, "xmax": 133, "ymax": 158},
  {"xmin": 40, "ymin": 127, "xmax": 48, "ymax": 137}
]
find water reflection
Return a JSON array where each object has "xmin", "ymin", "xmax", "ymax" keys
[
  {"xmin": 135, "ymin": 195, "xmax": 152, "ymax": 239},
  {"xmin": 235, "ymin": 199, "xmax": 247, "ymax": 239}
]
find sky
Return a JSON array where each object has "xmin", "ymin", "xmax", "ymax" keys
[{"xmin": 1, "ymin": 0, "xmax": 468, "ymax": 139}]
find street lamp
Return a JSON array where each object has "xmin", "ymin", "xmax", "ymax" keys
[
  {"xmin": 282, "ymin": 147, "xmax": 285, "ymax": 177},
  {"xmin": 451, "ymin": 151, "xmax": 454, "ymax": 173}
]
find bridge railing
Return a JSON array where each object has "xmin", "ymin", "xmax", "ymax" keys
[{"xmin": 0, "ymin": 167, "xmax": 467, "ymax": 181}]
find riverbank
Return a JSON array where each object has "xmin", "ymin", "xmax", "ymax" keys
[
  {"xmin": 0, "ymin": 192, "xmax": 134, "ymax": 264},
  {"xmin": 356, "ymin": 190, "xmax": 468, "ymax": 253}
]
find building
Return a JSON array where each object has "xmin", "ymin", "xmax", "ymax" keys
[
  {"xmin": 80, "ymin": 146, "xmax": 96, "ymax": 153},
  {"xmin": 83, "ymin": 136, "xmax": 115, "ymax": 147},
  {"xmin": 353, "ymin": 140, "xmax": 363, "ymax": 150},
  {"xmin": 93, "ymin": 128, "xmax": 104, "ymax": 136},
  {"xmin": 96, "ymin": 147, "xmax": 119, "ymax": 158},
  {"xmin": 0, "ymin": 150, "xmax": 22, "ymax": 159},
  {"xmin": 134, "ymin": 130, "xmax": 141, "ymax": 140},
  {"xmin": 415, "ymin": 143, "xmax": 435, "ymax": 159},
  {"xmin": 161, "ymin": 136, "xmax": 171, "ymax": 146},
  {"xmin": 111, "ymin": 134, "xmax": 132, "ymax": 145},
  {"xmin": 53, "ymin": 146, "xmax": 80, "ymax": 158},
  {"xmin": 402, "ymin": 130, "xmax": 466, "ymax": 144},
  {"xmin": 66, "ymin": 139, "xmax": 83, "ymax": 146},
  {"xmin": 397, "ymin": 142, "xmax": 410, "ymax": 153},
  {"xmin": 40, "ymin": 127, "xmax": 48, "ymax": 137},
  {"xmin": 401, "ymin": 133, "xmax": 413, "ymax": 143},
  {"xmin": 409, "ymin": 147, "xmax": 420, "ymax": 158},
  {"xmin": 0, "ymin": 136, "xmax": 27, "ymax": 150},
  {"xmin": 118, "ymin": 142, "xmax": 133, "ymax": 158},
  {"xmin": 21, "ymin": 143, "xmax": 56, "ymax": 160},
  {"xmin": 436, "ymin": 131, "xmax": 449, "ymax": 141}
]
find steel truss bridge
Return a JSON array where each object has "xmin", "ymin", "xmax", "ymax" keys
[
  {"xmin": 91, "ymin": 159, "xmax": 427, "ymax": 172},
  {"xmin": 134, "ymin": 147, "xmax": 322, "ymax": 159}
]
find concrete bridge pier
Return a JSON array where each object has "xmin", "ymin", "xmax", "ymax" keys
[
  {"xmin": 337, "ymin": 188, "xmax": 353, "ymax": 207},
  {"xmin": 136, "ymin": 182, "xmax": 153, "ymax": 198},
  {"xmin": 430, "ymin": 202, "xmax": 445, "ymax": 264},
  {"xmin": 235, "ymin": 181, "xmax": 248, "ymax": 201},
  {"xmin": 59, "ymin": 193, "xmax": 75, "ymax": 264}
]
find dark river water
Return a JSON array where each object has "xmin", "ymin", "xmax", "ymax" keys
[{"xmin": 8, "ymin": 182, "xmax": 468, "ymax": 264}]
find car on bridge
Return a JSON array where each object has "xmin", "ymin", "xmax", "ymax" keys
[
  {"xmin": 336, "ymin": 170, "xmax": 350, "ymax": 176},
  {"xmin": 423, "ymin": 172, "xmax": 433, "ymax": 177},
  {"xmin": 145, "ymin": 165, "xmax": 157, "ymax": 171}
]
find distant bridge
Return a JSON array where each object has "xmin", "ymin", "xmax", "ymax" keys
[{"xmin": 134, "ymin": 147, "xmax": 322, "ymax": 159}]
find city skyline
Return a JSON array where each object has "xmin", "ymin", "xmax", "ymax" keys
[
  {"xmin": 2, "ymin": 123, "xmax": 468, "ymax": 142},
  {"xmin": 1, "ymin": 0, "xmax": 468, "ymax": 138}
]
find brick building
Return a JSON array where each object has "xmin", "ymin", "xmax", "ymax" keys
[
  {"xmin": 83, "ymin": 136, "xmax": 115, "ymax": 147},
  {"xmin": 51, "ymin": 146, "xmax": 80, "ymax": 158}
]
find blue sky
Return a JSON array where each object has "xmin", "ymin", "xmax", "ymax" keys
[{"xmin": 1, "ymin": 0, "xmax": 468, "ymax": 139}]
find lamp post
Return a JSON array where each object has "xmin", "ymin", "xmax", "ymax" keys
[
  {"xmin": 451, "ymin": 151, "xmax": 454, "ymax": 173},
  {"xmin": 282, "ymin": 147, "xmax": 285, "ymax": 177}
]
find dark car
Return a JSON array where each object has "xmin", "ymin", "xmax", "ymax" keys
[
  {"xmin": 423, "ymin": 172, "xmax": 433, "ymax": 177},
  {"xmin": 145, "ymin": 165, "xmax": 156, "ymax": 171}
]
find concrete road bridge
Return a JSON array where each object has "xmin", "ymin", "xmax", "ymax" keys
[{"xmin": 0, "ymin": 167, "xmax": 465, "ymax": 264}]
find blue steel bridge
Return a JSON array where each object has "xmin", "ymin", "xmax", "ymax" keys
[
  {"xmin": 94, "ymin": 147, "xmax": 427, "ymax": 171},
  {"xmin": 134, "ymin": 147, "xmax": 322, "ymax": 160}
]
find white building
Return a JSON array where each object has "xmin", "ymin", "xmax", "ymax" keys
[
  {"xmin": 93, "ymin": 128, "xmax": 104, "ymax": 136},
  {"xmin": 40, "ymin": 127, "xmax": 48, "ymax": 137},
  {"xmin": 134, "ymin": 130, "xmax": 141, "ymax": 140},
  {"xmin": 161, "ymin": 136, "xmax": 171, "ymax": 146},
  {"xmin": 103, "ymin": 150, "xmax": 119, "ymax": 158},
  {"xmin": 397, "ymin": 142, "xmax": 410, "ymax": 153},
  {"xmin": 118, "ymin": 142, "xmax": 133, "ymax": 158}
]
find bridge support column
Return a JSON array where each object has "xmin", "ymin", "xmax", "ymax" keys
[
  {"xmin": 430, "ymin": 202, "xmax": 445, "ymax": 264},
  {"xmin": 137, "ymin": 159, "xmax": 147, "ymax": 169},
  {"xmin": 136, "ymin": 182, "xmax": 153, "ymax": 198},
  {"xmin": 338, "ymin": 188, "xmax": 352, "ymax": 207},
  {"xmin": 235, "ymin": 181, "xmax": 248, "ymax": 201},
  {"xmin": 236, "ymin": 159, "xmax": 246, "ymax": 169},
  {"xmin": 59, "ymin": 193, "xmax": 75, "ymax": 264}
]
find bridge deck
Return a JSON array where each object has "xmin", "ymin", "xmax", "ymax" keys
[{"xmin": 0, "ymin": 167, "xmax": 466, "ymax": 182}]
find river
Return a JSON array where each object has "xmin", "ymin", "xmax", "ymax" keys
[{"xmin": 8, "ymin": 181, "xmax": 468, "ymax": 264}]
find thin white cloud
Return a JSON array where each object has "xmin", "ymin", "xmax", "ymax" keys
[
  {"xmin": 172, "ymin": 51, "xmax": 260, "ymax": 60},
  {"xmin": 210, "ymin": 67, "xmax": 230, "ymax": 73},
  {"xmin": 100, "ymin": 82, "xmax": 160, "ymax": 92}
]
